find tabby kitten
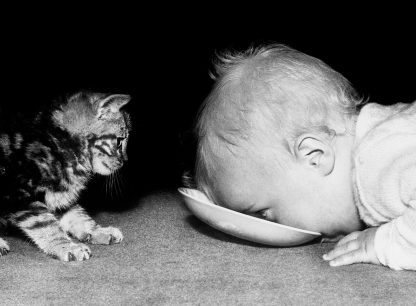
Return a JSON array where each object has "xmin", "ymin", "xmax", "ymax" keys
[{"xmin": 0, "ymin": 92, "xmax": 131, "ymax": 261}]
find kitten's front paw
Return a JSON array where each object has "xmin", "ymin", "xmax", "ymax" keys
[
  {"xmin": 0, "ymin": 238, "xmax": 10, "ymax": 256},
  {"xmin": 50, "ymin": 242, "xmax": 91, "ymax": 261},
  {"xmin": 84, "ymin": 226, "xmax": 123, "ymax": 245}
]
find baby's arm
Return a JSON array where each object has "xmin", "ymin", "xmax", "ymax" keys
[
  {"xmin": 324, "ymin": 207, "xmax": 416, "ymax": 270},
  {"xmin": 323, "ymin": 227, "xmax": 380, "ymax": 267},
  {"xmin": 372, "ymin": 209, "xmax": 416, "ymax": 270},
  {"xmin": 325, "ymin": 101, "xmax": 416, "ymax": 270}
]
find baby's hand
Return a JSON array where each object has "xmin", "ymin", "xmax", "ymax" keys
[{"xmin": 322, "ymin": 227, "xmax": 380, "ymax": 267}]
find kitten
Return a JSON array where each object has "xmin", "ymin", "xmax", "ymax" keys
[{"xmin": 0, "ymin": 92, "xmax": 131, "ymax": 261}]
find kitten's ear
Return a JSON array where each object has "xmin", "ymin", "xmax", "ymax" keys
[{"xmin": 96, "ymin": 94, "xmax": 131, "ymax": 119}]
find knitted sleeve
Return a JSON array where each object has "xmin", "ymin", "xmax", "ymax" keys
[
  {"xmin": 373, "ymin": 155, "xmax": 416, "ymax": 270},
  {"xmin": 355, "ymin": 102, "xmax": 416, "ymax": 270}
]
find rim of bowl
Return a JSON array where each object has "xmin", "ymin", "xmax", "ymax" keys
[{"xmin": 178, "ymin": 188, "xmax": 321, "ymax": 236}]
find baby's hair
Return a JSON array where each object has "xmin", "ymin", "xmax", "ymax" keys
[{"xmin": 195, "ymin": 44, "xmax": 364, "ymax": 197}]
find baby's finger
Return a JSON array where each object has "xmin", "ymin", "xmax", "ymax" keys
[
  {"xmin": 323, "ymin": 240, "xmax": 359, "ymax": 261},
  {"xmin": 328, "ymin": 249, "xmax": 366, "ymax": 267},
  {"xmin": 335, "ymin": 231, "xmax": 360, "ymax": 247}
]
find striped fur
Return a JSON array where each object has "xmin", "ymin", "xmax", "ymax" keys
[{"xmin": 0, "ymin": 92, "xmax": 131, "ymax": 261}]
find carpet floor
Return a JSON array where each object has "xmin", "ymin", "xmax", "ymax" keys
[{"xmin": 1, "ymin": 190, "xmax": 416, "ymax": 305}]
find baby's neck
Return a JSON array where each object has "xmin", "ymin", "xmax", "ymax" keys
[
  {"xmin": 332, "ymin": 132, "xmax": 362, "ymax": 233},
  {"xmin": 333, "ymin": 131, "xmax": 355, "ymax": 179}
]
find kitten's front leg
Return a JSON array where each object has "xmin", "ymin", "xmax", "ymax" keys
[
  {"xmin": 10, "ymin": 203, "xmax": 91, "ymax": 261},
  {"xmin": 59, "ymin": 205, "xmax": 123, "ymax": 245},
  {"xmin": 0, "ymin": 237, "xmax": 10, "ymax": 256},
  {"xmin": 0, "ymin": 218, "xmax": 10, "ymax": 256}
]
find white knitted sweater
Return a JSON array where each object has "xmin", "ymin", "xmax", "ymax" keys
[{"xmin": 354, "ymin": 102, "xmax": 416, "ymax": 270}]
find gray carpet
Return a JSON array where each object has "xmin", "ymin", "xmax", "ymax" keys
[{"xmin": 1, "ymin": 190, "xmax": 416, "ymax": 305}]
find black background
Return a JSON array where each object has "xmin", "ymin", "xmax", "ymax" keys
[{"xmin": 2, "ymin": 10, "xmax": 415, "ymax": 209}]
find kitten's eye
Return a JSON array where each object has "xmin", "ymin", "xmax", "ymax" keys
[{"xmin": 116, "ymin": 137, "xmax": 125, "ymax": 149}]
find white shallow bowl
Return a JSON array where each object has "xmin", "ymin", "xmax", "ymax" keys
[{"xmin": 179, "ymin": 188, "xmax": 321, "ymax": 247}]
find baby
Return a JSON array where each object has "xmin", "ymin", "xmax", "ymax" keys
[{"xmin": 194, "ymin": 44, "xmax": 416, "ymax": 271}]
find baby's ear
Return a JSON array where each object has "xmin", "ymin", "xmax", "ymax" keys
[
  {"xmin": 294, "ymin": 134, "xmax": 335, "ymax": 176},
  {"xmin": 96, "ymin": 94, "xmax": 131, "ymax": 119}
]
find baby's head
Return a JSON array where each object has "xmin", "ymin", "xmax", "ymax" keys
[{"xmin": 195, "ymin": 44, "xmax": 364, "ymax": 237}]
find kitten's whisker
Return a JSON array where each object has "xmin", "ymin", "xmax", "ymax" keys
[
  {"xmin": 113, "ymin": 171, "xmax": 119, "ymax": 198},
  {"xmin": 108, "ymin": 173, "xmax": 112, "ymax": 199},
  {"xmin": 112, "ymin": 170, "xmax": 118, "ymax": 198},
  {"xmin": 113, "ymin": 172, "xmax": 117, "ymax": 198},
  {"xmin": 119, "ymin": 172, "xmax": 123, "ymax": 196},
  {"xmin": 118, "ymin": 171, "xmax": 125, "ymax": 194},
  {"xmin": 111, "ymin": 171, "xmax": 116, "ymax": 198},
  {"xmin": 106, "ymin": 176, "xmax": 110, "ymax": 197},
  {"xmin": 108, "ymin": 176, "xmax": 111, "ymax": 197},
  {"xmin": 119, "ymin": 171, "xmax": 124, "ymax": 194},
  {"xmin": 115, "ymin": 170, "xmax": 123, "ymax": 197},
  {"xmin": 110, "ymin": 172, "xmax": 115, "ymax": 199},
  {"xmin": 118, "ymin": 169, "xmax": 125, "ymax": 188}
]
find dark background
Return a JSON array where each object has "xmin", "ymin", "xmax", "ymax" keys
[{"xmin": 2, "ymin": 12, "xmax": 415, "ymax": 209}]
